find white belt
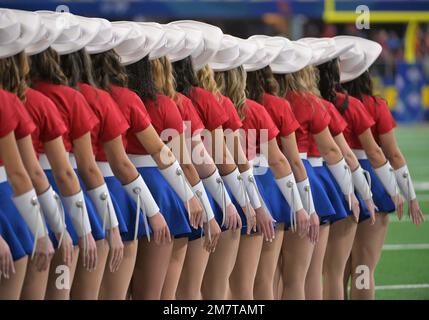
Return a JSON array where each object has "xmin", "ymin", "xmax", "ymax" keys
[
  {"xmin": 299, "ymin": 152, "xmax": 308, "ymax": 160},
  {"xmin": 128, "ymin": 154, "xmax": 157, "ymax": 168},
  {"xmin": 308, "ymin": 157, "xmax": 324, "ymax": 167},
  {"xmin": 0, "ymin": 166, "xmax": 7, "ymax": 183},
  {"xmin": 352, "ymin": 149, "xmax": 368, "ymax": 160},
  {"xmin": 253, "ymin": 154, "xmax": 269, "ymax": 167},
  {"xmin": 69, "ymin": 153, "xmax": 77, "ymax": 169},
  {"xmin": 96, "ymin": 161, "xmax": 115, "ymax": 177}
]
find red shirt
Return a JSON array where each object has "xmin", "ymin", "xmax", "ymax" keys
[
  {"xmin": 0, "ymin": 90, "xmax": 22, "ymax": 166},
  {"xmin": 188, "ymin": 87, "xmax": 229, "ymax": 131},
  {"xmin": 308, "ymin": 98, "xmax": 347, "ymax": 157},
  {"xmin": 285, "ymin": 91, "xmax": 331, "ymax": 153},
  {"xmin": 24, "ymin": 88, "xmax": 67, "ymax": 156},
  {"xmin": 175, "ymin": 93, "xmax": 205, "ymax": 136},
  {"xmin": 262, "ymin": 93, "xmax": 300, "ymax": 147},
  {"xmin": 240, "ymin": 99, "xmax": 279, "ymax": 160},
  {"xmin": 32, "ymin": 81, "xmax": 99, "ymax": 152},
  {"xmin": 78, "ymin": 83, "xmax": 129, "ymax": 161},
  {"xmin": 336, "ymin": 92, "xmax": 375, "ymax": 150},
  {"xmin": 219, "ymin": 95, "xmax": 243, "ymax": 132},
  {"xmin": 361, "ymin": 95, "xmax": 396, "ymax": 145},
  {"xmin": 108, "ymin": 85, "xmax": 152, "ymax": 155}
]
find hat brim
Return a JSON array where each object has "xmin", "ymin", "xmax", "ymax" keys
[
  {"xmin": 232, "ymin": 39, "xmax": 259, "ymax": 72},
  {"xmin": 52, "ymin": 16, "xmax": 101, "ymax": 55},
  {"xmin": 337, "ymin": 36, "xmax": 382, "ymax": 83},
  {"xmin": 2, "ymin": 10, "xmax": 41, "ymax": 58},
  {"xmin": 26, "ymin": 15, "xmax": 64, "ymax": 56},
  {"xmin": 87, "ymin": 25, "xmax": 131, "ymax": 55},
  {"xmin": 270, "ymin": 42, "xmax": 313, "ymax": 74},
  {"xmin": 166, "ymin": 24, "xmax": 203, "ymax": 63}
]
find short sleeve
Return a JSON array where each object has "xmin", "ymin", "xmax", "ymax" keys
[
  {"xmin": 128, "ymin": 95, "xmax": 152, "ymax": 135},
  {"xmin": 156, "ymin": 96, "xmax": 184, "ymax": 142},
  {"xmin": 191, "ymin": 87, "xmax": 229, "ymax": 131},
  {"xmin": 221, "ymin": 96, "xmax": 242, "ymax": 132},
  {"xmin": 69, "ymin": 92, "xmax": 99, "ymax": 141},
  {"xmin": 183, "ymin": 97, "xmax": 205, "ymax": 135},
  {"xmin": 14, "ymin": 97, "xmax": 36, "ymax": 140},
  {"xmin": 0, "ymin": 93, "xmax": 18, "ymax": 138},
  {"xmin": 278, "ymin": 99, "xmax": 300, "ymax": 137},
  {"xmin": 258, "ymin": 104, "xmax": 279, "ymax": 141},
  {"xmin": 375, "ymin": 98, "xmax": 396, "ymax": 135},
  {"xmin": 326, "ymin": 101, "xmax": 347, "ymax": 137},
  {"xmin": 38, "ymin": 95, "xmax": 67, "ymax": 143},
  {"xmin": 99, "ymin": 96, "xmax": 129, "ymax": 143},
  {"xmin": 349, "ymin": 99, "xmax": 375, "ymax": 136},
  {"xmin": 309, "ymin": 97, "xmax": 331, "ymax": 135}
]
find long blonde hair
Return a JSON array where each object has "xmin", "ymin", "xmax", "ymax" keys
[
  {"xmin": 150, "ymin": 56, "xmax": 176, "ymax": 99},
  {"xmin": 197, "ymin": 64, "xmax": 221, "ymax": 101},
  {"xmin": 214, "ymin": 66, "xmax": 247, "ymax": 119}
]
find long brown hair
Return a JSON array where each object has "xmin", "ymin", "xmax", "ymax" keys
[
  {"xmin": 246, "ymin": 66, "xmax": 279, "ymax": 103},
  {"xmin": 90, "ymin": 49, "xmax": 128, "ymax": 90},
  {"xmin": 60, "ymin": 49, "xmax": 97, "ymax": 89},
  {"xmin": 28, "ymin": 47, "xmax": 68, "ymax": 86},
  {"xmin": 214, "ymin": 66, "xmax": 247, "ymax": 119},
  {"xmin": 0, "ymin": 54, "xmax": 25, "ymax": 101}
]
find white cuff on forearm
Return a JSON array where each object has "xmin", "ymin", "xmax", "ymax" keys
[
  {"xmin": 123, "ymin": 175, "xmax": 160, "ymax": 218},
  {"xmin": 327, "ymin": 158, "xmax": 353, "ymax": 196},
  {"xmin": 222, "ymin": 168, "xmax": 247, "ymax": 207},
  {"xmin": 296, "ymin": 178, "xmax": 315, "ymax": 215},
  {"xmin": 352, "ymin": 166, "xmax": 372, "ymax": 200},
  {"xmin": 374, "ymin": 162, "xmax": 398, "ymax": 197},
  {"xmin": 240, "ymin": 168, "xmax": 263, "ymax": 209},
  {"xmin": 160, "ymin": 160, "xmax": 194, "ymax": 203},
  {"xmin": 394, "ymin": 165, "xmax": 416, "ymax": 201},
  {"xmin": 192, "ymin": 181, "xmax": 215, "ymax": 222},
  {"xmin": 38, "ymin": 186, "xmax": 66, "ymax": 234},
  {"xmin": 275, "ymin": 173, "xmax": 304, "ymax": 213},
  {"xmin": 87, "ymin": 183, "xmax": 119, "ymax": 230},
  {"xmin": 13, "ymin": 189, "xmax": 47, "ymax": 239},
  {"xmin": 62, "ymin": 190, "xmax": 92, "ymax": 237},
  {"xmin": 202, "ymin": 169, "xmax": 233, "ymax": 209}
]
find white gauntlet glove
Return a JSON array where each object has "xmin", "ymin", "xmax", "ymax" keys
[{"xmin": 87, "ymin": 183, "xmax": 119, "ymax": 231}]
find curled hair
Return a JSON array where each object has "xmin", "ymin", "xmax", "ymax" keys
[
  {"xmin": 28, "ymin": 47, "xmax": 68, "ymax": 86},
  {"xmin": 246, "ymin": 66, "xmax": 279, "ymax": 103},
  {"xmin": 172, "ymin": 56, "xmax": 198, "ymax": 97},
  {"xmin": 214, "ymin": 66, "xmax": 247, "ymax": 119},
  {"xmin": 196, "ymin": 65, "xmax": 221, "ymax": 101},
  {"xmin": 317, "ymin": 59, "xmax": 348, "ymax": 113},
  {"xmin": 126, "ymin": 56, "xmax": 157, "ymax": 102},
  {"xmin": 11, "ymin": 51, "xmax": 30, "ymax": 101},
  {"xmin": 151, "ymin": 57, "xmax": 176, "ymax": 99},
  {"xmin": 60, "ymin": 49, "xmax": 96, "ymax": 89},
  {"xmin": 90, "ymin": 49, "xmax": 128, "ymax": 90},
  {"xmin": 341, "ymin": 70, "xmax": 377, "ymax": 103}
]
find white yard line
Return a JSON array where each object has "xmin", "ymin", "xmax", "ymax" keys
[
  {"xmin": 389, "ymin": 214, "xmax": 429, "ymax": 222},
  {"xmin": 375, "ymin": 284, "xmax": 429, "ymax": 290},
  {"xmin": 415, "ymin": 182, "xmax": 429, "ymax": 191},
  {"xmin": 382, "ymin": 243, "xmax": 429, "ymax": 251}
]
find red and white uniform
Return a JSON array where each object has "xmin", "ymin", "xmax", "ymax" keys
[
  {"xmin": 219, "ymin": 95, "xmax": 243, "ymax": 132},
  {"xmin": 78, "ymin": 83, "xmax": 129, "ymax": 161},
  {"xmin": 175, "ymin": 93, "xmax": 205, "ymax": 137}
]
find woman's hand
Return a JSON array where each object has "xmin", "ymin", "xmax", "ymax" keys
[
  {"xmin": 363, "ymin": 198, "xmax": 376, "ymax": 225},
  {"xmin": 255, "ymin": 206, "xmax": 275, "ymax": 242},
  {"xmin": 56, "ymin": 231, "xmax": 74, "ymax": 267},
  {"xmin": 107, "ymin": 227, "xmax": 124, "ymax": 272},
  {"xmin": 350, "ymin": 194, "xmax": 361, "ymax": 223},
  {"xmin": 187, "ymin": 196, "xmax": 203, "ymax": 229},
  {"xmin": 224, "ymin": 203, "xmax": 242, "ymax": 232},
  {"xmin": 393, "ymin": 194, "xmax": 405, "ymax": 221},
  {"xmin": 308, "ymin": 212, "xmax": 320, "ymax": 244},
  {"xmin": 79, "ymin": 233, "xmax": 97, "ymax": 272},
  {"xmin": 0, "ymin": 236, "xmax": 15, "ymax": 279},
  {"xmin": 243, "ymin": 206, "xmax": 257, "ymax": 235},
  {"xmin": 204, "ymin": 219, "xmax": 221, "ymax": 252},
  {"xmin": 34, "ymin": 235, "xmax": 55, "ymax": 272},
  {"xmin": 295, "ymin": 208, "xmax": 310, "ymax": 239},
  {"xmin": 409, "ymin": 198, "xmax": 424, "ymax": 226},
  {"xmin": 149, "ymin": 212, "xmax": 172, "ymax": 245}
]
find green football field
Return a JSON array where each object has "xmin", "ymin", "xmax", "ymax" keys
[{"xmin": 374, "ymin": 125, "xmax": 429, "ymax": 300}]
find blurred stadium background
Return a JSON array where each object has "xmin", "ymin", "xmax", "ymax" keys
[{"xmin": 1, "ymin": 0, "xmax": 428, "ymax": 299}]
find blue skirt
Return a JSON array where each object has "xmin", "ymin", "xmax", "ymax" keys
[
  {"xmin": 43, "ymin": 169, "xmax": 106, "ymax": 248},
  {"xmin": 254, "ymin": 166, "xmax": 292, "ymax": 229},
  {"xmin": 313, "ymin": 164, "xmax": 349, "ymax": 223},
  {"xmin": 358, "ymin": 159, "xmax": 395, "ymax": 214},
  {"xmin": 137, "ymin": 167, "xmax": 192, "ymax": 237},
  {"xmin": 303, "ymin": 160, "xmax": 336, "ymax": 224},
  {"xmin": 0, "ymin": 209, "xmax": 27, "ymax": 261},
  {"xmin": 0, "ymin": 181, "xmax": 34, "ymax": 256}
]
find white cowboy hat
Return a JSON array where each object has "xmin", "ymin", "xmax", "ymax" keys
[
  {"xmin": 83, "ymin": 17, "xmax": 132, "ymax": 55},
  {"xmin": 36, "ymin": 11, "xmax": 101, "ymax": 55},
  {"xmin": 209, "ymin": 34, "xmax": 239, "ymax": 72},
  {"xmin": 165, "ymin": 23, "xmax": 202, "ymax": 63},
  {"xmin": 248, "ymin": 35, "xmax": 290, "ymax": 64},
  {"xmin": 137, "ymin": 22, "xmax": 167, "ymax": 60},
  {"xmin": 170, "ymin": 20, "xmax": 223, "ymax": 71},
  {"xmin": 334, "ymin": 35, "xmax": 382, "ymax": 83},
  {"xmin": 156, "ymin": 24, "xmax": 186, "ymax": 62},
  {"xmin": 0, "ymin": 9, "xmax": 41, "ymax": 59},
  {"xmin": 26, "ymin": 11, "xmax": 64, "ymax": 56},
  {"xmin": 270, "ymin": 40, "xmax": 313, "ymax": 74},
  {"xmin": 242, "ymin": 38, "xmax": 271, "ymax": 72}
]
